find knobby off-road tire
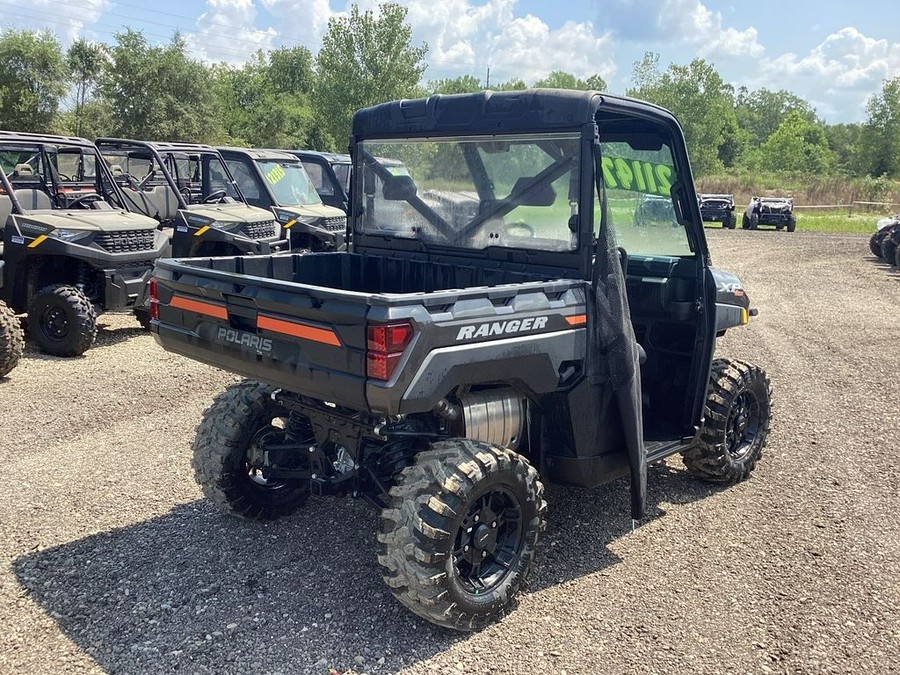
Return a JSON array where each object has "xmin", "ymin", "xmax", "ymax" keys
[
  {"xmin": 787, "ymin": 215, "xmax": 797, "ymax": 233},
  {"xmin": 378, "ymin": 439, "xmax": 546, "ymax": 631},
  {"xmin": 133, "ymin": 308, "xmax": 151, "ymax": 331},
  {"xmin": 726, "ymin": 213, "xmax": 737, "ymax": 229},
  {"xmin": 682, "ymin": 358, "xmax": 772, "ymax": 484},
  {"xmin": 869, "ymin": 231, "xmax": 886, "ymax": 258},
  {"xmin": 881, "ymin": 237, "xmax": 898, "ymax": 267},
  {"xmin": 26, "ymin": 284, "xmax": 96, "ymax": 357},
  {"xmin": 742, "ymin": 214, "xmax": 750, "ymax": 229},
  {"xmin": 749, "ymin": 213, "xmax": 760, "ymax": 230},
  {"xmin": 0, "ymin": 301, "xmax": 24, "ymax": 378},
  {"xmin": 192, "ymin": 380, "xmax": 309, "ymax": 520}
]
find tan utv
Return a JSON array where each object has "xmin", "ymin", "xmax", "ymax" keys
[
  {"xmin": 219, "ymin": 147, "xmax": 348, "ymax": 252},
  {"xmin": 95, "ymin": 139, "xmax": 288, "ymax": 258},
  {"xmin": 0, "ymin": 131, "xmax": 167, "ymax": 356}
]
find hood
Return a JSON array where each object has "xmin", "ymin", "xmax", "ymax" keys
[
  {"xmin": 876, "ymin": 216, "xmax": 900, "ymax": 232},
  {"xmin": 13, "ymin": 209, "xmax": 159, "ymax": 233},
  {"xmin": 185, "ymin": 203, "xmax": 274, "ymax": 224},
  {"xmin": 275, "ymin": 203, "xmax": 346, "ymax": 220}
]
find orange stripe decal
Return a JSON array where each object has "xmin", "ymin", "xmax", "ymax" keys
[
  {"xmin": 170, "ymin": 296, "xmax": 228, "ymax": 320},
  {"xmin": 565, "ymin": 314, "xmax": 587, "ymax": 326},
  {"xmin": 257, "ymin": 315, "xmax": 341, "ymax": 346}
]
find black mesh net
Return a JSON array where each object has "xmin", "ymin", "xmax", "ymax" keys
[{"xmin": 589, "ymin": 157, "xmax": 646, "ymax": 520}]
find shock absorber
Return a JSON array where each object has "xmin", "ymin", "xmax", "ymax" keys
[
  {"xmin": 286, "ymin": 410, "xmax": 314, "ymax": 443},
  {"xmin": 74, "ymin": 261, "xmax": 91, "ymax": 293}
]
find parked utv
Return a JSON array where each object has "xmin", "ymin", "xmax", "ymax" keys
[
  {"xmin": 95, "ymin": 139, "xmax": 287, "ymax": 258},
  {"xmin": 1, "ymin": 132, "xmax": 167, "ymax": 355},
  {"xmin": 884, "ymin": 221, "xmax": 900, "ymax": 268},
  {"xmin": 743, "ymin": 196, "xmax": 796, "ymax": 231},
  {"xmin": 699, "ymin": 193, "xmax": 736, "ymax": 228},
  {"xmin": 869, "ymin": 215, "xmax": 898, "ymax": 258},
  {"xmin": 290, "ymin": 150, "xmax": 351, "ymax": 213},
  {"xmin": 0, "ymin": 298, "xmax": 24, "ymax": 377},
  {"xmin": 634, "ymin": 193, "xmax": 677, "ymax": 226},
  {"xmin": 219, "ymin": 147, "xmax": 347, "ymax": 252},
  {"xmin": 150, "ymin": 90, "xmax": 772, "ymax": 631}
]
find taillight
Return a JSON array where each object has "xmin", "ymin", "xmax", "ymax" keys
[
  {"xmin": 367, "ymin": 321, "xmax": 414, "ymax": 381},
  {"xmin": 148, "ymin": 277, "xmax": 159, "ymax": 321}
]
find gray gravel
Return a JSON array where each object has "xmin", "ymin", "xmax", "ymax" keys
[{"xmin": 1, "ymin": 230, "xmax": 899, "ymax": 674}]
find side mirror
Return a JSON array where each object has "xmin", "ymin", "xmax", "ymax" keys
[{"xmin": 382, "ymin": 174, "xmax": 417, "ymax": 201}]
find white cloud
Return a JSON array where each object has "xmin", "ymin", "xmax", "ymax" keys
[
  {"xmin": 754, "ymin": 28, "xmax": 900, "ymax": 120},
  {"xmin": 190, "ymin": 0, "xmax": 278, "ymax": 64},
  {"xmin": 660, "ymin": 0, "xmax": 763, "ymax": 59},
  {"xmin": 7, "ymin": 0, "xmax": 109, "ymax": 44}
]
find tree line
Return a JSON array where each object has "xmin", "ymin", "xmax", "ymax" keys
[{"xmin": 1, "ymin": 2, "xmax": 899, "ymax": 181}]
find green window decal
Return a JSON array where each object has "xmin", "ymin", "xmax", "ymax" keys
[
  {"xmin": 265, "ymin": 164, "xmax": 287, "ymax": 185},
  {"xmin": 601, "ymin": 156, "xmax": 674, "ymax": 197}
]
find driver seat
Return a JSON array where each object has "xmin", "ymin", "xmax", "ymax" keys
[{"xmin": 14, "ymin": 189, "xmax": 53, "ymax": 211}]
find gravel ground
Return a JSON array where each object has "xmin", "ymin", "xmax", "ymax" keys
[{"xmin": 1, "ymin": 230, "xmax": 898, "ymax": 675}]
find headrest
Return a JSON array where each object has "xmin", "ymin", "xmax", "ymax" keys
[
  {"xmin": 110, "ymin": 164, "xmax": 124, "ymax": 176},
  {"xmin": 14, "ymin": 164, "xmax": 33, "ymax": 176}
]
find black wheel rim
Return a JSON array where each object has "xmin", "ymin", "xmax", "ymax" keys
[
  {"xmin": 452, "ymin": 487, "xmax": 524, "ymax": 596},
  {"xmin": 725, "ymin": 390, "xmax": 761, "ymax": 460},
  {"xmin": 40, "ymin": 306, "xmax": 70, "ymax": 341},
  {"xmin": 244, "ymin": 424, "xmax": 289, "ymax": 492}
]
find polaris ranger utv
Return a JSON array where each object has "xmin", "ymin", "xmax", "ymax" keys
[
  {"xmin": 743, "ymin": 196, "xmax": 796, "ymax": 231},
  {"xmin": 219, "ymin": 147, "xmax": 347, "ymax": 251},
  {"xmin": 95, "ymin": 139, "xmax": 287, "ymax": 258},
  {"xmin": 150, "ymin": 90, "xmax": 772, "ymax": 631},
  {"xmin": 1, "ymin": 132, "xmax": 167, "ymax": 355},
  {"xmin": 699, "ymin": 193, "xmax": 736, "ymax": 228}
]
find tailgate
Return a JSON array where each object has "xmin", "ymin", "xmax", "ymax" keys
[{"xmin": 151, "ymin": 256, "xmax": 369, "ymax": 410}]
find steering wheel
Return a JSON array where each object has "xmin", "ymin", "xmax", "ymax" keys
[
  {"xmin": 202, "ymin": 189, "xmax": 228, "ymax": 204},
  {"xmin": 503, "ymin": 221, "xmax": 536, "ymax": 238},
  {"xmin": 66, "ymin": 192, "xmax": 103, "ymax": 209}
]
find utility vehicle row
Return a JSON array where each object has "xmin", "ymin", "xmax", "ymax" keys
[
  {"xmin": 0, "ymin": 133, "xmax": 352, "ymax": 376},
  {"xmin": 697, "ymin": 193, "xmax": 797, "ymax": 231}
]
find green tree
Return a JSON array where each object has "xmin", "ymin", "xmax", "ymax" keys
[
  {"xmin": 824, "ymin": 122, "xmax": 861, "ymax": 174},
  {"xmin": 66, "ymin": 38, "xmax": 107, "ymax": 136},
  {"xmin": 532, "ymin": 70, "xmax": 607, "ymax": 91},
  {"xmin": 428, "ymin": 74, "xmax": 483, "ymax": 95},
  {"xmin": 100, "ymin": 29, "xmax": 221, "ymax": 142},
  {"xmin": 0, "ymin": 29, "xmax": 67, "ymax": 132},
  {"xmin": 752, "ymin": 110, "xmax": 835, "ymax": 173},
  {"xmin": 214, "ymin": 47, "xmax": 319, "ymax": 149},
  {"xmin": 855, "ymin": 76, "xmax": 900, "ymax": 177},
  {"xmin": 628, "ymin": 54, "xmax": 736, "ymax": 176},
  {"xmin": 316, "ymin": 2, "xmax": 427, "ymax": 150},
  {"xmin": 735, "ymin": 87, "xmax": 818, "ymax": 147}
]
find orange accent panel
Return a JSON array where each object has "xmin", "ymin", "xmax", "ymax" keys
[
  {"xmin": 565, "ymin": 314, "xmax": 587, "ymax": 326},
  {"xmin": 257, "ymin": 315, "xmax": 341, "ymax": 346},
  {"xmin": 170, "ymin": 296, "xmax": 228, "ymax": 320}
]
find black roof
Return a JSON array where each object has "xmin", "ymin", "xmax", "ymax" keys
[
  {"xmin": 290, "ymin": 149, "xmax": 351, "ymax": 164},
  {"xmin": 351, "ymin": 89, "xmax": 680, "ymax": 138},
  {"xmin": 219, "ymin": 147, "xmax": 298, "ymax": 162},
  {"xmin": 0, "ymin": 130, "xmax": 96, "ymax": 149},
  {"xmin": 95, "ymin": 138, "xmax": 219, "ymax": 154}
]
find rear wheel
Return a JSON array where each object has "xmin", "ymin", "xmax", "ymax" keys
[
  {"xmin": 749, "ymin": 213, "xmax": 759, "ymax": 230},
  {"xmin": 726, "ymin": 213, "xmax": 736, "ymax": 229},
  {"xmin": 192, "ymin": 380, "xmax": 310, "ymax": 520},
  {"xmin": 0, "ymin": 300, "xmax": 24, "ymax": 377},
  {"xmin": 741, "ymin": 214, "xmax": 750, "ymax": 229},
  {"xmin": 26, "ymin": 284, "xmax": 96, "ymax": 356},
  {"xmin": 870, "ymin": 231, "xmax": 886, "ymax": 258},
  {"xmin": 378, "ymin": 438, "xmax": 546, "ymax": 631},
  {"xmin": 682, "ymin": 359, "xmax": 772, "ymax": 484}
]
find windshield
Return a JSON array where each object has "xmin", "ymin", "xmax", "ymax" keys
[
  {"xmin": 258, "ymin": 159, "xmax": 321, "ymax": 206},
  {"xmin": 332, "ymin": 162, "xmax": 351, "ymax": 193},
  {"xmin": 357, "ymin": 133, "xmax": 581, "ymax": 252}
]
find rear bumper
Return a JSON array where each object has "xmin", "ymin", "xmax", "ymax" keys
[{"xmin": 700, "ymin": 209, "xmax": 732, "ymax": 222}]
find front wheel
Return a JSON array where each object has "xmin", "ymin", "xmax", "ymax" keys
[
  {"xmin": 882, "ymin": 238, "xmax": 898, "ymax": 266},
  {"xmin": 741, "ymin": 214, "xmax": 750, "ymax": 229},
  {"xmin": 682, "ymin": 359, "xmax": 772, "ymax": 483},
  {"xmin": 378, "ymin": 439, "xmax": 546, "ymax": 631},
  {"xmin": 787, "ymin": 215, "xmax": 796, "ymax": 233},
  {"xmin": 0, "ymin": 300, "xmax": 24, "ymax": 377},
  {"xmin": 870, "ymin": 231, "xmax": 885, "ymax": 258},
  {"xmin": 192, "ymin": 380, "xmax": 310, "ymax": 520},
  {"xmin": 26, "ymin": 284, "xmax": 96, "ymax": 356}
]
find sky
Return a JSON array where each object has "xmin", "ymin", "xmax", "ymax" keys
[{"xmin": 2, "ymin": 0, "xmax": 899, "ymax": 123}]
